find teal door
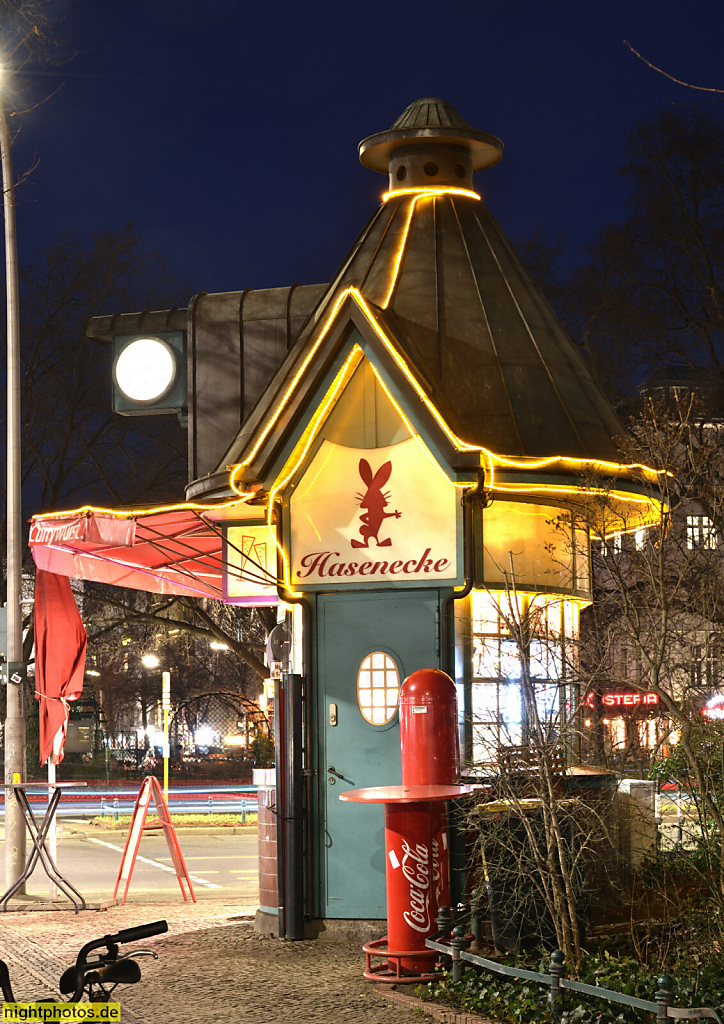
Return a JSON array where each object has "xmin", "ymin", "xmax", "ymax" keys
[{"xmin": 318, "ymin": 590, "xmax": 440, "ymax": 919}]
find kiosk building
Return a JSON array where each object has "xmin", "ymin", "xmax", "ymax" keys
[{"xmin": 29, "ymin": 98, "xmax": 661, "ymax": 930}]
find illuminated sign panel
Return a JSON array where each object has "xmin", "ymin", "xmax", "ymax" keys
[
  {"xmin": 703, "ymin": 694, "xmax": 724, "ymax": 720},
  {"xmin": 290, "ymin": 438, "xmax": 458, "ymax": 588},
  {"xmin": 224, "ymin": 524, "xmax": 278, "ymax": 605},
  {"xmin": 586, "ymin": 692, "xmax": 659, "ymax": 709}
]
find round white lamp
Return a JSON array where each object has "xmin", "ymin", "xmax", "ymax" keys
[{"xmin": 114, "ymin": 337, "xmax": 176, "ymax": 403}]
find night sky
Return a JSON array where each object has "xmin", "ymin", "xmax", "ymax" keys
[{"xmin": 7, "ymin": 0, "xmax": 724, "ymax": 303}]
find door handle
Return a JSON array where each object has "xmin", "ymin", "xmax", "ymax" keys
[{"xmin": 327, "ymin": 766, "xmax": 344, "ymax": 779}]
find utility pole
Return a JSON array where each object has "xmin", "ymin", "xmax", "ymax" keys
[{"xmin": 0, "ymin": 77, "xmax": 27, "ymax": 891}]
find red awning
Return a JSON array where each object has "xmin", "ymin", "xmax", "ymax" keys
[{"xmin": 29, "ymin": 504, "xmax": 277, "ymax": 602}]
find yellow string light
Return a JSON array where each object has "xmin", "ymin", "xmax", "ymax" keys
[
  {"xmin": 33, "ymin": 190, "xmax": 660, "ymax": 586},
  {"xmin": 382, "ymin": 187, "xmax": 481, "ymax": 202},
  {"xmin": 381, "ymin": 194, "xmax": 421, "ymax": 309},
  {"xmin": 367, "ymin": 363, "xmax": 470, "ymax": 489},
  {"xmin": 264, "ymin": 348, "xmax": 364, "ymax": 597},
  {"xmin": 227, "ymin": 187, "xmax": 665, "ymax": 516},
  {"xmin": 30, "ymin": 493, "xmax": 255, "ymax": 524},
  {"xmin": 228, "ymin": 280, "xmax": 665, "ymax": 524}
]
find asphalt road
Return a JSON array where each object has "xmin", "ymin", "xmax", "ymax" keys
[{"xmin": 0, "ymin": 824, "xmax": 260, "ymax": 905}]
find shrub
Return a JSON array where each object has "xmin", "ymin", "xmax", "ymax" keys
[{"xmin": 420, "ymin": 949, "xmax": 724, "ymax": 1024}]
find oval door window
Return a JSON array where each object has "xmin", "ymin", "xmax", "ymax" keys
[{"xmin": 357, "ymin": 652, "xmax": 400, "ymax": 725}]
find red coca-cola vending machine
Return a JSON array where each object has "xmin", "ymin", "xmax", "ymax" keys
[{"xmin": 341, "ymin": 669, "xmax": 475, "ymax": 982}]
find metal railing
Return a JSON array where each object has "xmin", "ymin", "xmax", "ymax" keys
[{"xmin": 425, "ymin": 915, "xmax": 723, "ymax": 1024}]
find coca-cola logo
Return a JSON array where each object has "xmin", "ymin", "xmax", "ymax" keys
[
  {"xmin": 432, "ymin": 836, "xmax": 442, "ymax": 907},
  {"xmin": 401, "ymin": 839, "xmax": 432, "ymax": 934}
]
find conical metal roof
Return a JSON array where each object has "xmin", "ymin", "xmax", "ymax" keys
[
  {"xmin": 316, "ymin": 193, "xmax": 627, "ymax": 461},
  {"xmin": 216, "ymin": 99, "xmax": 634, "ymax": 489},
  {"xmin": 390, "ymin": 97, "xmax": 474, "ymax": 130}
]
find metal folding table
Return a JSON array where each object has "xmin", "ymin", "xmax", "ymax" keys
[{"xmin": 1, "ymin": 781, "xmax": 87, "ymax": 912}]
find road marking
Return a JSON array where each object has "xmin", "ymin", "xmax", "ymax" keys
[
  {"xmin": 87, "ymin": 837, "xmax": 222, "ymax": 889},
  {"xmin": 157, "ymin": 856, "xmax": 249, "ymax": 861}
]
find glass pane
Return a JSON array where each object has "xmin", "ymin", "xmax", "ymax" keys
[
  {"xmin": 500, "ymin": 639, "xmax": 521, "ymax": 680},
  {"xmin": 357, "ymin": 652, "xmax": 399, "ymax": 725},
  {"xmin": 472, "ymin": 722, "xmax": 499, "ymax": 765},
  {"xmin": 535, "ymin": 682, "xmax": 559, "ymax": 720},
  {"xmin": 472, "ymin": 681, "xmax": 498, "ymax": 722},
  {"xmin": 499, "ymin": 684, "xmax": 523, "ymax": 746},
  {"xmin": 563, "ymin": 600, "xmax": 579, "ymax": 639},
  {"xmin": 483, "ymin": 502, "xmax": 574, "ymax": 591},
  {"xmin": 472, "ymin": 637, "xmax": 499, "ymax": 678},
  {"xmin": 472, "ymin": 592, "xmax": 499, "ymax": 633}
]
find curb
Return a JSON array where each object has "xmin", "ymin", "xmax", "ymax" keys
[
  {"xmin": 84, "ymin": 823, "xmax": 258, "ymax": 835},
  {"xmin": 0, "ymin": 897, "xmax": 119, "ymax": 912},
  {"xmin": 375, "ymin": 987, "xmax": 492, "ymax": 1024}
]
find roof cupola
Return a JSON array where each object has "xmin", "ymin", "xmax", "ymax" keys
[{"xmin": 358, "ymin": 97, "xmax": 503, "ymax": 193}]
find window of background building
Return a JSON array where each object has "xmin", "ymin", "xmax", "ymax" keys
[
  {"xmin": 605, "ymin": 532, "xmax": 622, "ymax": 555},
  {"xmin": 686, "ymin": 514, "xmax": 716, "ymax": 550},
  {"xmin": 691, "ymin": 641, "xmax": 719, "ymax": 691}
]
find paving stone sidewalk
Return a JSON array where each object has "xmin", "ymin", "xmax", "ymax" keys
[{"xmin": 0, "ymin": 900, "xmax": 425, "ymax": 1023}]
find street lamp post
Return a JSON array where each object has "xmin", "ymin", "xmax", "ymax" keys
[
  {"xmin": 141, "ymin": 654, "xmax": 171, "ymax": 798},
  {"xmin": 0, "ymin": 75, "xmax": 26, "ymax": 892},
  {"xmin": 161, "ymin": 671, "xmax": 170, "ymax": 800},
  {"xmin": 140, "ymin": 653, "xmax": 158, "ymax": 757}
]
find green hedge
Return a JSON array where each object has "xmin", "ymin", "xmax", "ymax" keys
[{"xmin": 420, "ymin": 950, "xmax": 724, "ymax": 1024}]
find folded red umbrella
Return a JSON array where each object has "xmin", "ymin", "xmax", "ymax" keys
[{"xmin": 34, "ymin": 568, "xmax": 87, "ymax": 765}]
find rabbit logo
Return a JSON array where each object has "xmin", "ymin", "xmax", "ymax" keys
[{"xmin": 351, "ymin": 458, "xmax": 401, "ymax": 549}]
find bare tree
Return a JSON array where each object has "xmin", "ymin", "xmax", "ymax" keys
[
  {"xmin": 582, "ymin": 397, "xmax": 724, "ymax": 915},
  {"xmin": 468, "ymin": 567, "xmax": 614, "ymax": 968}
]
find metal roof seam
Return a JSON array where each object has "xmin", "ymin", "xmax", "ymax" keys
[
  {"xmin": 471, "ymin": 205, "xmax": 589, "ymax": 455},
  {"xmin": 451, "ymin": 196, "xmax": 525, "ymax": 452}
]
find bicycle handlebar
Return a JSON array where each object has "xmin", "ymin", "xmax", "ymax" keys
[
  {"xmin": 110, "ymin": 921, "xmax": 169, "ymax": 945},
  {"xmin": 68, "ymin": 920, "xmax": 168, "ymax": 1002}
]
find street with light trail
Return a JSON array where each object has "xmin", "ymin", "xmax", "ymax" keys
[
  {"xmin": 0, "ymin": 784, "xmax": 258, "ymax": 818},
  {"xmin": 0, "ymin": 824, "xmax": 260, "ymax": 903}
]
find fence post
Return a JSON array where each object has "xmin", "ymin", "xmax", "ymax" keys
[
  {"xmin": 242, "ymin": 799, "xmax": 247, "ymax": 825},
  {"xmin": 470, "ymin": 892, "xmax": 482, "ymax": 951},
  {"xmin": 656, "ymin": 975, "xmax": 674, "ymax": 1024},
  {"xmin": 437, "ymin": 905, "xmax": 451, "ymax": 941},
  {"xmin": 208, "ymin": 796, "xmax": 213, "ymax": 815},
  {"xmin": 113, "ymin": 797, "xmax": 119, "ymax": 822},
  {"xmin": 100, "ymin": 798, "xmax": 106, "ymax": 819},
  {"xmin": 549, "ymin": 950, "xmax": 565, "ymax": 1024},
  {"xmin": 451, "ymin": 924, "xmax": 469, "ymax": 983}
]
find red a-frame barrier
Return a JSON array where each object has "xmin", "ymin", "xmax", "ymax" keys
[{"xmin": 113, "ymin": 775, "xmax": 196, "ymax": 904}]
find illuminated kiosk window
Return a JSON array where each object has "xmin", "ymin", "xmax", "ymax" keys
[
  {"xmin": 357, "ymin": 652, "xmax": 400, "ymax": 725},
  {"xmin": 482, "ymin": 500, "xmax": 591, "ymax": 595},
  {"xmin": 470, "ymin": 590, "xmax": 582, "ymax": 764}
]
